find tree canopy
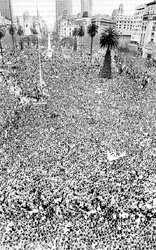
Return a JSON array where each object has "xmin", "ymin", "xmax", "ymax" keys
[
  {"xmin": 100, "ymin": 27, "xmax": 119, "ymax": 50},
  {"xmin": 87, "ymin": 23, "xmax": 98, "ymax": 38}
]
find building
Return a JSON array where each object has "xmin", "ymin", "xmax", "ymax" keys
[
  {"xmin": 112, "ymin": 3, "xmax": 133, "ymax": 32},
  {"xmin": 116, "ymin": 15, "xmax": 133, "ymax": 31},
  {"xmin": 112, "ymin": 3, "xmax": 124, "ymax": 21},
  {"xmin": 140, "ymin": 1, "xmax": 156, "ymax": 58},
  {"xmin": 59, "ymin": 16, "xmax": 90, "ymax": 38},
  {"xmin": 81, "ymin": 0, "xmax": 93, "ymax": 17},
  {"xmin": 131, "ymin": 4, "xmax": 145, "ymax": 44},
  {"xmin": 118, "ymin": 29, "xmax": 132, "ymax": 45},
  {"xmin": 91, "ymin": 16, "xmax": 116, "ymax": 35},
  {"xmin": 0, "ymin": 0, "xmax": 12, "ymax": 20},
  {"xmin": 56, "ymin": 0, "xmax": 72, "ymax": 21}
]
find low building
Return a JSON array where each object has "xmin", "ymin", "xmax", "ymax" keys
[
  {"xmin": 91, "ymin": 16, "xmax": 116, "ymax": 34},
  {"xmin": 118, "ymin": 29, "xmax": 131, "ymax": 44}
]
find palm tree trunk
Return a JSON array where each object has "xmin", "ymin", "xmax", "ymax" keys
[
  {"xmin": 73, "ymin": 36, "xmax": 77, "ymax": 51},
  {"xmin": 81, "ymin": 37, "xmax": 83, "ymax": 57},
  {"xmin": 0, "ymin": 40, "xmax": 4, "ymax": 64},
  {"xmin": 101, "ymin": 48, "xmax": 112, "ymax": 79},
  {"xmin": 90, "ymin": 36, "xmax": 93, "ymax": 62},
  {"xmin": 11, "ymin": 34, "xmax": 15, "ymax": 53},
  {"xmin": 20, "ymin": 37, "xmax": 23, "ymax": 50}
]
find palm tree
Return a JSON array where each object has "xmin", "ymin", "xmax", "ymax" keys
[
  {"xmin": 17, "ymin": 25, "xmax": 24, "ymax": 50},
  {"xmin": 77, "ymin": 25, "xmax": 85, "ymax": 54},
  {"xmin": 87, "ymin": 23, "xmax": 98, "ymax": 62},
  {"xmin": 72, "ymin": 28, "xmax": 78, "ymax": 51},
  {"xmin": 0, "ymin": 27, "xmax": 6, "ymax": 64},
  {"xmin": 100, "ymin": 27, "xmax": 119, "ymax": 79},
  {"xmin": 9, "ymin": 24, "xmax": 16, "ymax": 52}
]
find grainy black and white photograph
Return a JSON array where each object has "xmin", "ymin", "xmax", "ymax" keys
[{"xmin": 0, "ymin": 0, "xmax": 156, "ymax": 249}]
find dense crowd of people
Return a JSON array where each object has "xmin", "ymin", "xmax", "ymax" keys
[
  {"xmin": 114, "ymin": 54, "xmax": 154, "ymax": 89},
  {"xmin": 0, "ymin": 43, "xmax": 156, "ymax": 249}
]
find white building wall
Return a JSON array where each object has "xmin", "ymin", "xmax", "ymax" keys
[
  {"xmin": 140, "ymin": 2, "xmax": 156, "ymax": 58},
  {"xmin": 131, "ymin": 5, "xmax": 145, "ymax": 43}
]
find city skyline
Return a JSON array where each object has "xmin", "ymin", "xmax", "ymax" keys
[{"xmin": 11, "ymin": 0, "xmax": 151, "ymax": 29}]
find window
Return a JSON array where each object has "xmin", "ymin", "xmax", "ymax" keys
[
  {"xmin": 151, "ymin": 38, "xmax": 154, "ymax": 42},
  {"xmin": 151, "ymin": 32, "xmax": 154, "ymax": 36}
]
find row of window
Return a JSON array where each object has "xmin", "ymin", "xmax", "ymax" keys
[
  {"xmin": 117, "ymin": 21, "xmax": 132, "ymax": 23},
  {"xmin": 62, "ymin": 27, "xmax": 72, "ymax": 30},
  {"xmin": 118, "ymin": 25, "xmax": 132, "ymax": 29},
  {"xmin": 61, "ymin": 32, "xmax": 72, "ymax": 36}
]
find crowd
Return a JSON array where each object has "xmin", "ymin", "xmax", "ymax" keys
[
  {"xmin": 114, "ymin": 54, "xmax": 154, "ymax": 89},
  {"xmin": 0, "ymin": 44, "xmax": 156, "ymax": 249}
]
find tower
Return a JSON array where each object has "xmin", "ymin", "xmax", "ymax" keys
[
  {"xmin": 118, "ymin": 3, "xmax": 124, "ymax": 16},
  {"xmin": 81, "ymin": 0, "xmax": 93, "ymax": 17}
]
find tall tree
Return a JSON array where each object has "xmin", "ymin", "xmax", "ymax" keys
[
  {"xmin": 77, "ymin": 25, "xmax": 85, "ymax": 54},
  {"xmin": 17, "ymin": 25, "xmax": 24, "ymax": 50},
  {"xmin": 72, "ymin": 28, "xmax": 78, "ymax": 51},
  {"xmin": 87, "ymin": 23, "xmax": 98, "ymax": 62},
  {"xmin": 100, "ymin": 27, "xmax": 119, "ymax": 79},
  {"xmin": 9, "ymin": 24, "xmax": 16, "ymax": 52},
  {"xmin": 0, "ymin": 27, "xmax": 6, "ymax": 64}
]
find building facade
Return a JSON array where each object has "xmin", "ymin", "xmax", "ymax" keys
[
  {"xmin": 116, "ymin": 15, "xmax": 133, "ymax": 31},
  {"xmin": 56, "ymin": 0, "xmax": 72, "ymax": 21},
  {"xmin": 59, "ymin": 17, "xmax": 90, "ymax": 38},
  {"xmin": 112, "ymin": 3, "xmax": 124, "ymax": 21},
  {"xmin": 131, "ymin": 5, "xmax": 145, "ymax": 44},
  {"xmin": 112, "ymin": 3, "xmax": 133, "ymax": 32},
  {"xmin": 81, "ymin": 0, "xmax": 93, "ymax": 17},
  {"xmin": 0, "ymin": 0, "xmax": 12, "ymax": 20},
  {"xmin": 140, "ymin": 1, "xmax": 156, "ymax": 58}
]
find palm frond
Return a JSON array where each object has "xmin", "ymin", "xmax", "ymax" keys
[
  {"xmin": 0, "ymin": 27, "xmax": 6, "ymax": 39},
  {"xmin": 100, "ymin": 27, "xmax": 119, "ymax": 50},
  {"xmin": 77, "ymin": 25, "xmax": 85, "ymax": 37},
  {"xmin": 72, "ymin": 28, "xmax": 78, "ymax": 37},
  {"xmin": 87, "ymin": 23, "xmax": 98, "ymax": 38}
]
